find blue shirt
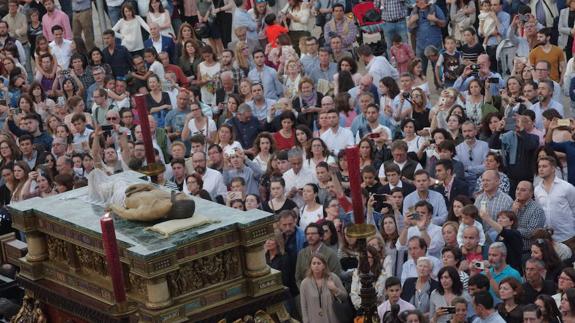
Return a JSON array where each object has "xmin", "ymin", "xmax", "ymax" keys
[
  {"xmin": 410, "ymin": 5, "xmax": 445, "ymax": 50},
  {"xmin": 487, "ymin": 265, "xmax": 522, "ymax": 302},
  {"xmin": 486, "ymin": 11, "xmax": 510, "ymax": 46},
  {"xmin": 247, "ymin": 66, "xmax": 284, "ymax": 100},
  {"xmin": 402, "ymin": 190, "xmax": 448, "ymax": 225}
]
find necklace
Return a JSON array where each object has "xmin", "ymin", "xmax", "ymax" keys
[{"xmin": 314, "ymin": 278, "xmax": 324, "ymax": 317}]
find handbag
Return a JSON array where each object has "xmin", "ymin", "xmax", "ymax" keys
[
  {"xmin": 332, "ymin": 294, "xmax": 355, "ymax": 323},
  {"xmin": 195, "ymin": 23, "xmax": 210, "ymax": 39}
]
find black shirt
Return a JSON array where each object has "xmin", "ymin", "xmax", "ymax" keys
[
  {"xmin": 496, "ymin": 228, "xmax": 524, "ymax": 273},
  {"xmin": 522, "ymin": 280, "xmax": 557, "ymax": 304}
]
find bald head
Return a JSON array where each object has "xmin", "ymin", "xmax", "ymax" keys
[
  {"xmin": 481, "ymin": 170, "xmax": 500, "ymax": 194},
  {"xmin": 515, "ymin": 180, "xmax": 534, "ymax": 202}
]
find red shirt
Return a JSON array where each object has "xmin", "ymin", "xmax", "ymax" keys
[
  {"xmin": 265, "ymin": 24, "xmax": 289, "ymax": 48},
  {"xmin": 273, "ymin": 131, "xmax": 295, "ymax": 151}
]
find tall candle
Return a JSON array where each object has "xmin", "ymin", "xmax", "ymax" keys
[
  {"xmin": 345, "ymin": 146, "xmax": 364, "ymax": 224},
  {"xmin": 100, "ymin": 214, "xmax": 127, "ymax": 303},
  {"xmin": 133, "ymin": 94, "xmax": 155, "ymax": 165}
]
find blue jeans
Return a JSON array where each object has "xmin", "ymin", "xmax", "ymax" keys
[
  {"xmin": 381, "ymin": 19, "xmax": 408, "ymax": 57},
  {"xmin": 108, "ymin": 5, "xmax": 122, "ymax": 26}
]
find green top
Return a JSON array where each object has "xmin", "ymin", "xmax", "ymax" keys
[{"xmin": 9, "ymin": 171, "xmax": 273, "ymax": 260}]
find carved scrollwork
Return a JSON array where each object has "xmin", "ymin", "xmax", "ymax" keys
[
  {"xmin": 47, "ymin": 236, "xmax": 67, "ymax": 262},
  {"xmin": 167, "ymin": 249, "xmax": 241, "ymax": 297},
  {"xmin": 75, "ymin": 246, "xmax": 107, "ymax": 276},
  {"xmin": 10, "ymin": 296, "xmax": 47, "ymax": 323},
  {"xmin": 128, "ymin": 273, "xmax": 147, "ymax": 296}
]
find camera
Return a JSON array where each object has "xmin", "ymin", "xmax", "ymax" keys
[
  {"xmin": 429, "ymin": 139, "xmax": 435, "ymax": 145},
  {"xmin": 402, "ymin": 92, "xmax": 411, "ymax": 99},
  {"xmin": 473, "ymin": 261, "xmax": 485, "ymax": 270},
  {"xmin": 101, "ymin": 125, "xmax": 113, "ymax": 138},
  {"xmin": 515, "ymin": 97, "xmax": 524, "ymax": 103},
  {"xmin": 471, "ymin": 64, "xmax": 480, "ymax": 72},
  {"xmin": 519, "ymin": 14, "xmax": 529, "ymax": 23},
  {"xmin": 488, "ymin": 77, "xmax": 499, "ymax": 84},
  {"xmin": 443, "ymin": 306, "xmax": 456, "ymax": 314}
]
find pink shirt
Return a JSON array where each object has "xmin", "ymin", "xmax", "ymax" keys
[{"xmin": 42, "ymin": 10, "xmax": 72, "ymax": 41}]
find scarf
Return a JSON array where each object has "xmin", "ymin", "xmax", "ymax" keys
[
  {"xmin": 330, "ymin": 17, "xmax": 350, "ymax": 36},
  {"xmin": 301, "ymin": 90, "xmax": 317, "ymax": 108}
]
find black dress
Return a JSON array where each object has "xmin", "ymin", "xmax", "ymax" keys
[
  {"xmin": 213, "ymin": 0, "xmax": 233, "ymax": 46},
  {"xmin": 497, "ymin": 303, "xmax": 523, "ymax": 323},
  {"xmin": 262, "ymin": 198, "xmax": 298, "ymax": 215}
]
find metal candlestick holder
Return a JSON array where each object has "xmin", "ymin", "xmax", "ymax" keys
[
  {"xmin": 347, "ymin": 223, "xmax": 379, "ymax": 323},
  {"xmin": 139, "ymin": 162, "xmax": 166, "ymax": 184}
]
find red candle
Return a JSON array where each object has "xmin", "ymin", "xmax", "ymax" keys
[
  {"xmin": 133, "ymin": 94, "xmax": 156, "ymax": 164},
  {"xmin": 100, "ymin": 214, "xmax": 127, "ymax": 303},
  {"xmin": 345, "ymin": 146, "xmax": 364, "ymax": 224}
]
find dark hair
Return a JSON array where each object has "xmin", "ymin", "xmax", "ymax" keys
[
  {"xmin": 435, "ymin": 159, "xmax": 453, "ymax": 173},
  {"xmin": 473, "ymin": 291, "xmax": 494, "ymax": 309},
  {"xmin": 317, "ymin": 219, "xmax": 338, "ymax": 245},
  {"xmin": 408, "ymin": 236, "xmax": 427, "ymax": 252},
  {"xmin": 532, "ymin": 238, "xmax": 562, "ymax": 273},
  {"xmin": 356, "ymin": 44, "xmax": 373, "ymax": 57},
  {"xmin": 468, "ymin": 274, "xmax": 490, "ymax": 291},
  {"xmin": 264, "ymin": 13, "xmax": 276, "ymax": 25},
  {"xmin": 380, "ymin": 214, "xmax": 399, "ymax": 247},
  {"xmin": 480, "ymin": 112, "xmax": 502, "ymax": 137},
  {"xmin": 337, "ymin": 56, "xmax": 358, "ymax": 74},
  {"xmin": 437, "ymin": 266, "xmax": 463, "ymax": 295},
  {"xmin": 149, "ymin": 0, "xmax": 166, "ymax": 13},
  {"xmin": 536, "ymin": 294, "xmax": 563, "ymax": 320},
  {"xmin": 414, "ymin": 200, "xmax": 433, "ymax": 215},
  {"xmin": 385, "ymin": 276, "xmax": 401, "ymax": 289},
  {"xmin": 522, "ymin": 304, "xmax": 542, "ymax": 319},
  {"xmin": 305, "ymin": 222, "xmax": 324, "ymax": 237},
  {"xmin": 566, "ymin": 289, "xmax": 575, "ymax": 317},
  {"xmin": 446, "ymin": 194, "xmax": 473, "ymax": 222},
  {"xmin": 51, "ymin": 24, "xmax": 63, "ymax": 34},
  {"xmin": 380, "ymin": 77, "xmax": 400, "ymax": 99},
  {"xmin": 541, "ymin": 108, "xmax": 562, "ymax": 122},
  {"xmin": 336, "ymin": 70, "xmax": 356, "ymax": 94},
  {"xmin": 120, "ymin": 2, "xmax": 136, "ymax": 19},
  {"xmin": 441, "ymin": 245, "xmax": 464, "ymax": 267}
]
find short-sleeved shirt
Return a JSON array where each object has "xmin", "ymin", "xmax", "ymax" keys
[{"xmin": 528, "ymin": 45, "xmax": 565, "ymax": 83}]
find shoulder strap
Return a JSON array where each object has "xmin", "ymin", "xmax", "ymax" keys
[{"xmin": 541, "ymin": 0, "xmax": 555, "ymax": 19}]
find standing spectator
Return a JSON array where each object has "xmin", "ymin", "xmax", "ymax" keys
[
  {"xmin": 380, "ymin": 0, "xmax": 409, "ymax": 58},
  {"xmin": 403, "ymin": 171, "xmax": 449, "ymax": 226},
  {"xmin": 41, "ymin": 0, "xmax": 72, "ymax": 41},
  {"xmin": 522, "ymin": 258, "xmax": 557, "ymax": 304},
  {"xmin": 279, "ymin": 0, "xmax": 310, "ymax": 55},
  {"xmin": 407, "ymin": 0, "xmax": 447, "ymax": 72},
  {"xmin": 295, "ymin": 223, "xmax": 342, "ymax": 287},
  {"xmin": 529, "ymin": 28, "xmax": 566, "ymax": 83},
  {"xmin": 248, "ymin": 50, "xmax": 284, "ymax": 100},
  {"xmin": 147, "ymin": 0, "xmax": 175, "ymax": 38},
  {"xmin": 357, "ymin": 44, "xmax": 399, "ymax": 86},
  {"xmin": 71, "ymin": 0, "xmax": 93, "ymax": 51},
  {"xmin": 144, "ymin": 23, "xmax": 176, "ymax": 64},
  {"xmin": 558, "ymin": 0, "xmax": 575, "ymax": 60},
  {"xmin": 232, "ymin": 0, "xmax": 258, "ymax": 44},
  {"xmin": 534, "ymin": 156, "xmax": 575, "ymax": 248},
  {"xmin": 429, "ymin": 266, "xmax": 471, "ymax": 323},
  {"xmin": 112, "ymin": 3, "xmax": 150, "ymax": 55},
  {"xmin": 48, "ymin": 25, "xmax": 72, "ymax": 69},
  {"xmin": 300, "ymin": 253, "xmax": 348, "ymax": 323},
  {"xmin": 401, "ymin": 256, "xmax": 440, "ymax": 316},
  {"xmin": 474, "ymin": 170, "xmax": 513, "ymax": 240},
  {"xmin": 323, "ymin": 4, "xmax": 356, "ymax": 53},
  {"xmin": 455, "ymin": 121, "xmax": 489, "ymax": 193},
  {"xmin": 377, "ymin": 277, "xmax": 416, "ymax": 319}
]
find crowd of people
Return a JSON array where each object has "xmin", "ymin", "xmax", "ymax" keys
[{"xmin": 0, "ymin": 0, "xmax": 573, "ymax": 322}]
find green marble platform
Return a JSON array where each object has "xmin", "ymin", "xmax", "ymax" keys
[{"xmin": 8, "ymin": 171, "xmax": 275, "ymax": 260}]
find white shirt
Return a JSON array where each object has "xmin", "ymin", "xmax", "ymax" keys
[
  {"xmin": 49, "ymin": 39, "xmax": 73, "ymax": 69},
  {"xmin": 299, "ymin": 205, "xmax": 324, "ymax": 229},
  {"xmin": 397, "ymin": 224, "xmax": 445, "ymax": 258},
  {"xmin": 366, "ymin": 56, "xmax": 399, "ymax": 85},
  {"xmin": 400, "ymin": 255, "xmax": 442, "ymax": 284},
  {"xmin": 202, "ymin": 168, "xmax": 228, "ymax": 200},
  {"xmin": 378, "ymin": 159, "xmax": 423, "ymax": 178},
  {"xmin": 320, "ymin": 126, "xmax": 355, "ymax": 155},
  {"xmin": 534, "ymin": 177, "xmax": 575, "ymax": 242},
  {"xmin": 283, "ymin": 167, "xmax": 318, "ymax": 208},
  {"xmin": 151, "ymin": 37, "xmax": 163, "ymax": 55},
  {"xmin": 529, "ymin": 99, "xmax": 564, "ymax": 130},
  {"xmin": 378, "ymin": 299, "xmax": 415, "ymax": 321}
]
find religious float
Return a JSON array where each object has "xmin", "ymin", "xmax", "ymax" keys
[{"xmin": 1, "ymin": 94, "xmax": 291, "ymax": 322}]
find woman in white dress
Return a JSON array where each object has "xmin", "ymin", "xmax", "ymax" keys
[
  {"xmin": 182, "ymin": 101, "xmax": 217, "ymax": 143},
  {"xmin": 299, "ymin": 183, "xmax": 323, "ymax": 230},
  {"xmin": 112, "ymin": 3, "xmax": 150, "ymax": 54},
  {"xmin": 147, "ymin": 0, "xmax": 176, "ymax": 37},
  {"xmin": 253, "ymin": 132, "xmax": 276, "ymax": 172},
  {"xmin": 196, "ymin": 46, "xmax": 221, "ymax": 107}
]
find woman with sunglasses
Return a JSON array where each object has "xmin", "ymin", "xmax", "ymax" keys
[{"xmin": 531, "ymin": 238, "xmax": 565, "ymax": 282}]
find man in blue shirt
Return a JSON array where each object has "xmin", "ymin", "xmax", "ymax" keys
[
  {"xmin": 402, "ymin": 169, "xmax": 448, "ymax": 225},
  {"xmin": 407, "ymin": 0, "xmax": 447, "ymax": 72}
]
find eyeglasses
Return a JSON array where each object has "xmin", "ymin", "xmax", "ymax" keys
[
  {"xmin": 535, "ymin": 68, "xmax": 548, "ymax": 72},
  {"xmin": 106, "ymin": 117, "xmax": 118, "ymax": 121}
]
